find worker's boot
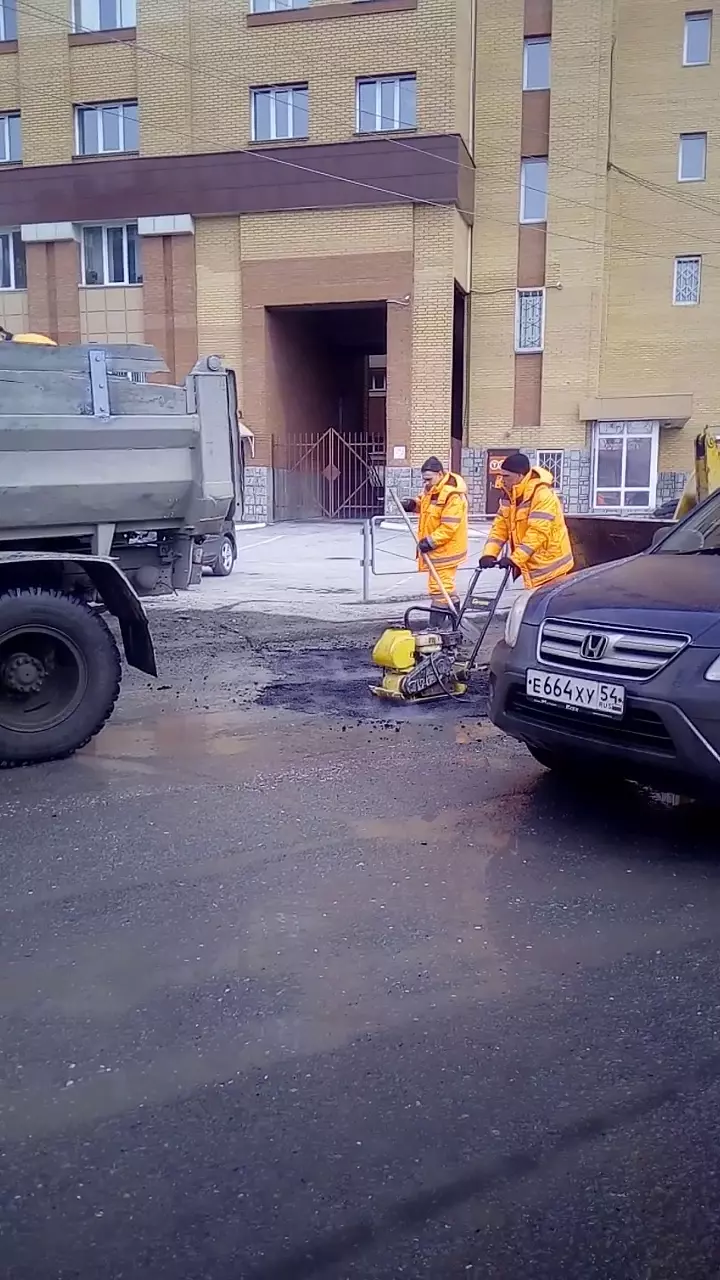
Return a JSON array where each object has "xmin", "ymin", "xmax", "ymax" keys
[{"xmin": 428, "ymin": 606, "xmax": 456, "ymax": 632}]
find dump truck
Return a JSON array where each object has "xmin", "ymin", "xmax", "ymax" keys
[
  {"xmin": 566, "ymin": 427, "xmax": 720, "ymax": 570},
  {"xmin": 0, "ymin": 341, "xmax": 243, "ymax": 766}
]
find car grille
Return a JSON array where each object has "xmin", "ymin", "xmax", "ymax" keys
[
  {"xmin": 538, "ymin": 620, "xmax": 687, "ymax": 680},
  {"xmin": 507, "ymin": 690, "xmax": 676, "ymax": 756}
]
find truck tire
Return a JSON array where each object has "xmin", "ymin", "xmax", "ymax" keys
[{"xmin": 0, "ymin": 588, "xmax": 122, "ymax": 767}]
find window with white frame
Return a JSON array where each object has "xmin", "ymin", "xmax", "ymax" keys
[
  {"xmin": 251, "ymin": 84, "xmax": 308, "ymax": 141},
  {"xmin": 678, "ymin": 131, "xmax": 707, "ymax": 180},
  {"xmin": 0, "ymin": 112, "xmax": 21, "ymax": 164},
  {"xmin": 368, "ymin": 355, "xmax": 386, "ymax": 395},
  {"xmin": 673, "ymin": 254, "xmax": 702, "ymax": 304},
  {"xmin": 0, "ymin": 228, "xmax": 26, "ymax": 289},
  {"xmin": 515, "ymin": 288, "xmax": 545, "ymax": 352},
  {"xmin": 592, "ymin": 421, "xmax": 659, "ymax": 510},
  {"xmin": 72, "ymin": 0, "xmax": 136, "ymax": 31},
  {"xmin": 520, "ymin": 157, "xmax": 548, "ymax": 222},
  {"xmin": 523, "ymin": 36, "xmax": 551, "ymax": 90},
  {"xmin": 537, "ymin": 449, "xmax": 564, "ymax": 489},
  {"xmin": 0, "ymin": 0, "xmax": 17, "ymax": 41},
  {"xmin": 75, "ymin": 101, "xmax": 138, "ymax": 156},
  {"xmin": 250, "ymin": 0, "xmax": 308, "ymax": 10},
  {"xmin": 81, "ymin": 223, "xmax": 142, "ymax": 285},
  {"xmin": 684, "ymin": 11, "xmax": 712, "ymax": 65},
  {"xmin": 356, "ymin": 75, "xmax": 417, "ymax": 133}
]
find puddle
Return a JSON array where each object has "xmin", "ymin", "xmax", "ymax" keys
[
  {"xmin": 86, "ymin": 710, "xmax": 256, "ymax": 760},
  {"xmin": 258, "ymin": 646, "xmax": 491, "ymax": 721}
]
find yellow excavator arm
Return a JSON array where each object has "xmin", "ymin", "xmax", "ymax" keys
[{"xmin": 672, "ymin": 426, "xmax": 720, "ymax": 519}]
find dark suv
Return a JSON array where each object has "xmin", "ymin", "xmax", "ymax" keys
[{"xmin": 488, "ymin": 492, "xmax": 720, "ymax": 794}]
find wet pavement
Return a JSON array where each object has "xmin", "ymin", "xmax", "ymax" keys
[{"xmin": 3, "ymin": 610, "xmax": 720, "ymax": 1278}]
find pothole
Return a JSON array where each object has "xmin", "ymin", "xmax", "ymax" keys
[{"xmin": 258, "ymin": 646, "xmax": 490, "ymax": 720}]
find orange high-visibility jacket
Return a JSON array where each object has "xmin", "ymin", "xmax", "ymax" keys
[
  {"xmin": 415, "ymin": 471, "xmax": 469, "ymax": 573},
  {"xmin": 482, "ymin": 466, "xmax": 574, "ymax": 589}
]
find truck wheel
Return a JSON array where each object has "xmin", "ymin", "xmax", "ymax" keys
[
  {"xmin": 0, "ymin": 588, "xmax": 122, "ymax": 767},
  {"xmin": 212, "ymin": 533, "xmax": 236, "ymax": 577}
]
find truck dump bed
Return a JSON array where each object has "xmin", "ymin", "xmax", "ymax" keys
[
  {"xmin": 0, "ymin": 342, "xmax": 237, "ymax": 545},
  {"xmin": 566, "ymin": 514, "xmax": 670, "ymax": 570}
]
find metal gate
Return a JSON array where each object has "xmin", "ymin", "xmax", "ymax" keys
[{"xmin": 272, "ymin": 429, "xmax": 386, "ymax": 521}]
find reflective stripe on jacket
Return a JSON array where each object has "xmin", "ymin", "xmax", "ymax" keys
[
  {"xmin": 416, "ymin": 471, "xmax": 469, "ymax": 573},
  {"xmin": 482, "ymin": 466, "xmax": 574, "ymax": 589}
]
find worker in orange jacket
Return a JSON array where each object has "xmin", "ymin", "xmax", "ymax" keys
[
  {"xmin": 403, "ymin": 456, "xmax": 469, "ymax": 624},
  {"xmin": 480, "ymin": 452, "xmax": 573, "ymax": 589}
]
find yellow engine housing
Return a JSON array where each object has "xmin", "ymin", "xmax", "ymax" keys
[{"xmin": 371, "ymin": 628, "xmax": 416, "ymax": 672}]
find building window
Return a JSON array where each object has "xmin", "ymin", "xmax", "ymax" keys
[
  {"xmin": 678, "ymin": 131, "xmax": 707, "ymax": 180},
  {"xmin": 367, "ymin": 354, "xmax": 386, "ymax": 394},
  {"xmin": 75, "ymin": 101, "xmax": 138, "ymax": 156},
  {"xmin": 356, "ymin": 75, "xmax": 417, "ymax": 133},
  {"xmin": 81, "ymin": 223, "xmax": 142, "ymax": 285},
  {"xmin": 251, "ymin": 84, "xmax": 308, "ymax": 141},
  {"xmin": 592, "ymin": 421, "xmax": 659, "ymax": 510},
  {"xmin": 72, "ymin": 0, "xmax": 136, "ymax": 30},
  {"xmin": 523, "ymin": 36, "xmax": 551, "ymax": 90},
  {"xmin": 0, "ymin": 112, "xmax": 21, "ymax": 164},
  {"xmin": 520, "ymin": 157, "xmax": 548, "ymax": 223},
  {"xmin": 537, "ymin": 450, "xmax": 564, "ymax": 489},
  {"xmin": 515, "ymin": 289, "xmax": 545, "ymax": 352},
  {"xmin": 250, "ymin": 0, "xmax": 308, "ymax": 9},
  {"xmin": 684, "ymin": 11, "xmax": 712, "ymax": 64},
  {"xmin": 0, "ymin": 229, "xmax": 26, "ymax": 290},
  {"xmin": 0, "ymin": 0, "xmax": 17, "ymax": 41},
  {"xmin": 673, "ymin": 254, "xmax": 702, "ymax": 304}
]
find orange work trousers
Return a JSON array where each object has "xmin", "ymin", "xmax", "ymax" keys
[{"xmin": 425, "ymin": 558, "xmax": 460, "ymax": 603}]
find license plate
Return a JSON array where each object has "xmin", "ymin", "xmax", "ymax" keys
[{"xmin": 525, "ymin": 668, "xmax": 625, "ymax": 718}]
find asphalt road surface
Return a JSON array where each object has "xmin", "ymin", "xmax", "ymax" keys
[{"xmin": 3, "ymin": 610, "xmax": 720, "ymax": 1279}]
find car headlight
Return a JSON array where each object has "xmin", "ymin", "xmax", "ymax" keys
[
  {"xmin": 705, "ymin": 656, "xmax": 720, "ymax": 681},
  {"xmin": 504, "ymin": 592, "xmax": 533, "ymax": 648}
]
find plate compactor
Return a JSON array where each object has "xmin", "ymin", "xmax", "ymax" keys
[{"xmin": 370, "ymin": 566, "xmax": 511, "ymax": 703}]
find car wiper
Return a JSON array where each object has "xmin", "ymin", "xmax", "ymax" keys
[{"xmin": 669, "ymin": 546, "xmax": 720, "ymax": 555}]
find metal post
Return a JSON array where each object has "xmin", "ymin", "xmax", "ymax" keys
[
  {"xmin": 361, "ymin": 520, "xmax": 371, "ymax": 602},
  {"xmin": 88, "ymin": 347, "xmax": 110, "ymax": 418},
  {"xmin": 387, "ymin": 487, "xmax": 459, "ymax": 617}
]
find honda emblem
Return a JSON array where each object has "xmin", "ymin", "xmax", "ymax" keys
[{"xmin": 580, "ymin": 632, "xmax": 609, "ymax": 661}]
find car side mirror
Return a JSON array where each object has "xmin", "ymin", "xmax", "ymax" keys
[{"xmin": 651, "ymin": 526, "xmax": 670, "ymax": 547}]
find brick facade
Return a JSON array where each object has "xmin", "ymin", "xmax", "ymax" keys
[
  {"xmin": 26, "ymin": 240, "xmax": 81, "ymax": 345},
  {"xmin": 6, "ymin": 0, "xmax": 719, "ymax": 516},
  {"xmin": 142, "ymin": 233, "xmax": 198, "ymax": 382}
]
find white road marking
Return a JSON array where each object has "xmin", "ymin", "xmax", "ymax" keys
[{"xmin": 236, "ymin": 534, "xmax": 283, "ymax": 553}]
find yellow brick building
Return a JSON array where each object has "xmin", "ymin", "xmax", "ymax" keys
[{"xmin": 0, "ymin": 0, "xmax": 714, "ymax": 517}]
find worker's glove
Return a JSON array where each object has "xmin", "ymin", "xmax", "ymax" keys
[
  {"xmin": 497, "ymin": 556, "xmax": 521, "ymax": 581},
  {"xmin": 417, "ymin": 537, "xmax": 433, "ymax": 554},
  {"xmin": 479, "ymin": 555, "xmax": 497, "ymax": 569},
  {"xmin": 401, "ymin": 498, "xmax": 416, "ymax": 513}
]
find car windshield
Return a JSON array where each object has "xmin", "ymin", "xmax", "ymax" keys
[{"xmin": 653, "ymin": 488, "xmax": 720, "ymax": 554}]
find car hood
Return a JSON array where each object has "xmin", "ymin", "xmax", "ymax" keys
[{"xmin": 529, "ymin": 552, "xmax": 720, "ymax": 643}]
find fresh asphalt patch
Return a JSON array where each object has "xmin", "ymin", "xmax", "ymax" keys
[{"xmin": 258, "ymin": 644, "xmax": 491, "ymax": 721}]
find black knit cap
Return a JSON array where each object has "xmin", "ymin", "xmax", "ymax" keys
[
  {"xmin": 421, "ymin": 456, "xmax": 445, "ymax": 474},
  {"xmin": 501, "ymin": 452, "xmax": 531, "ymax": 476}
]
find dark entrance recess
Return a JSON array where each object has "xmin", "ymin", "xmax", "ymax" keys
[
  {"xmin": 271, "ymin": 303, "xmax": 387, "ymax": 520},
  {"xmin": 451, "ymin": 283, "xmax": 467, "ymax": 474},
  {"xmin": 485, "ymin": 449, "xmax": 509, "ymax": 515}
]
